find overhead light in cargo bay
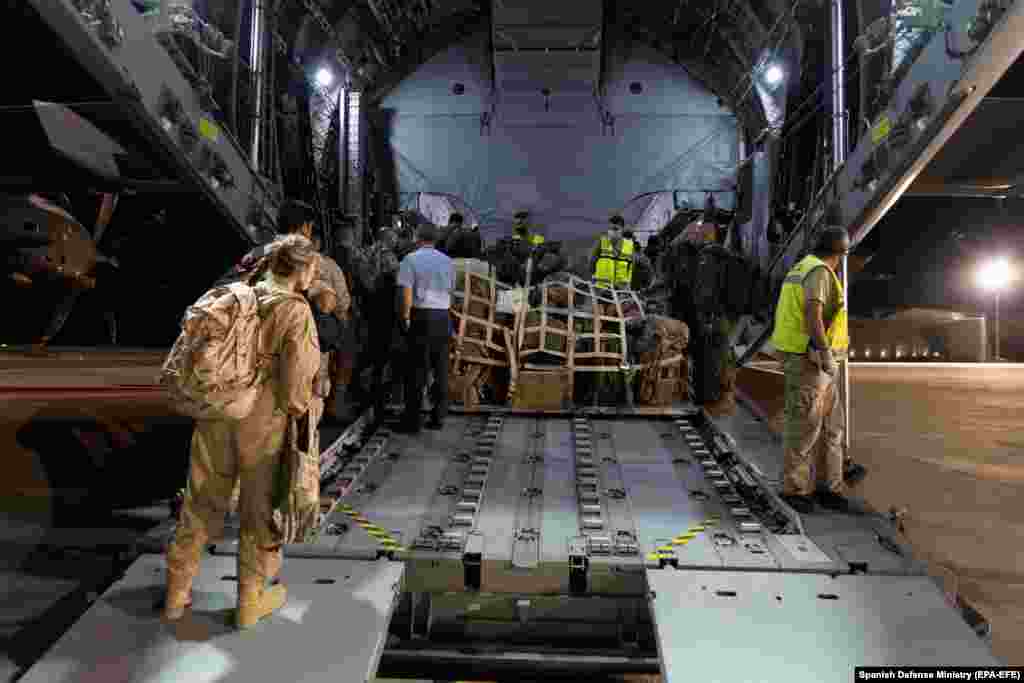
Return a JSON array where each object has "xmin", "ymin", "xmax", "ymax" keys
[
  {"xmin": 316, "ymin": 68, "xmax": 334, "ymax": 88},
  {"xmin": 763, "ymin": 63, "xmax": 784, "ymax": 86}
]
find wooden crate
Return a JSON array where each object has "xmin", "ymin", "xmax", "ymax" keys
[
  {"xmin": 512, "ymin": 370, "xmax": 571, "ymax": 410},
  {"xmin": 449, "ymin": 261, "xmax": 517, "ymax": 407},
  {"xmin": 451, "ymin": 261, "xmax": 514, "ymax": 369},
  {"xmin": 647, "ymin": 378, "xmax": 684, "ymax": 406},
  {"xmin": 636, "ymin": 353, "xmax": 689, "ymax": 406},
  {"xmin": 449, "ymin": 365, "xmax": 485, "ymax": 409}
]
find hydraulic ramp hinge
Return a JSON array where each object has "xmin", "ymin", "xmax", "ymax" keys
[{"xmin": 568, "ymin": 538, "xmax": 589, "ymax": 595}]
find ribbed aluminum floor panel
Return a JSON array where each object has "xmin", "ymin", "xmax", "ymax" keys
[
  {"xmin": 646, "ymin": 569, "xmax": 999, "ymax": 682},
  {"xmin": 207, "ymin": 409, "xmax": 919, "ymax": 591},
  {"xmin": 18, "ymin": 554, "xmax": 403, "ymax": 683},
  {"xmin": 708, "ymin": 409, "xmax": 926, "ymax": 576}
]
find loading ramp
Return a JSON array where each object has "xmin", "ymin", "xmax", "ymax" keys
[{"xmin": 19, "ymin": 408, "xmax": 999, "ymax": 682}]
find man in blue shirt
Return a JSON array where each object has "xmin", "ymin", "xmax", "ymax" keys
[{"xmin": 396, "ymin": 223, "xmax": 455, "ymax": 433}]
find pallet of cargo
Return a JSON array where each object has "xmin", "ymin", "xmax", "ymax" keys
[{"xmin": 518, "ymin": 275, "xmax": 644, "ymax": 370}]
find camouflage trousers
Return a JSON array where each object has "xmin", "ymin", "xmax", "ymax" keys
[
  {"xmin": 227, "ymin": 355, "xmax": 330, "ymax": 513},
  {"xmin": 166, "ymin": 393, "xmax": 289, "ymax": 603},
  {"xmin": 782, "ymin": 353, "xmax": 845, "ymax": 496}
]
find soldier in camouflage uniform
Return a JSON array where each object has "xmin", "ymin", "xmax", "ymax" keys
[
  {"xmin": 309, "ymin": 235, "xmax": 351, "ymax": 421},
  {"xmin": 365, "ymin": 228, "xmax": 403, "ymax": 419},
  {"xmin": 219, "ymin": 206, "xmax": 346, "ymax": 507},
  {"xmin": 338, "ymin": 225, "xmax": 380, "ymax": 407},
  {"xmin": 163, "ymin": 235, "xmax": 322, "ymax": 629}
]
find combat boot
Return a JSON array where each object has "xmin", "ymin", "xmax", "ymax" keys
[
  {"xmin": 236, "ymin": 544, "xmax": 287, "ymax": 629},
  {"xmin": 814, "ymin": 489, "xmax": 857, "ymax": 514},
  {"xmin": 781, "ymin": 494, "xmax": 815, "ymax": 514},
  {"xmin": 163, "ymin": 525, "xmax": 205, "ymax": 621},
  {"xmin": 843, "ymin": 462, "xmax": 868, "ymax": 486},
  {"xmin": 162, "ymin": 570, "xmax": 193, "ymax": 621},
  {"xmin": 236, "ymin": 578, "xmax": 287, "ymax": 629}
]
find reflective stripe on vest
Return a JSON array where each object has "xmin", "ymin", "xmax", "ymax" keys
[
  {"xmin": 770, "ymin": 254, "xmax": 849, "ymax": 353},
  {"xmin": 594, "ymin": 237, "xmax": 635, "ymax": 287}
]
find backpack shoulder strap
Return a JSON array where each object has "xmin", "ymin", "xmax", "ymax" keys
[{"xmin": 255, "ymin": 286, "xmax": 305, "ymax": 311}]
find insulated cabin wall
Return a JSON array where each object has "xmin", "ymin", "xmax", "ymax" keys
[{"xmin": 373, "ymin": 37, "xmax": 741, "ymax": 249}]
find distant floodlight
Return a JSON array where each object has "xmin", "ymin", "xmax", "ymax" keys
[
  {"xmin": 763, "ymin": 63, "xmax": 784, "ymax": 86},
  {"xmin": 977, "ymin": 257, "xmax": 1013, "ymax": 361},
  {"xmin": 977, "ymin": 258, "xmax": 1011, "ymax": 291},
  {"xmin": 316, "ymin": 68, "xmax": 333, "ymax": 88}
]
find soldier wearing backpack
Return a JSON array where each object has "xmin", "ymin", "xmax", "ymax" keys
[
  {"xmin": 216, "ymin": 201, "xmax": 350, "ymax": 423},
  {"xmin": 441, "ymin": 213, "xmax": 484, "ymax": 260},
  {"xmin": 364, "ymin": 228, "xmax": 403, "ymax": 420},
  {"xmin": 309, "ymin": 234, "xmax": 351, "ymax": 422},
  {"xmin": 160, "ymin": 235, "xmax": 322, "ymax": 629},
  {"xmin": 214, "ymin": 201, "xmax": 313, "ymax": 286}
]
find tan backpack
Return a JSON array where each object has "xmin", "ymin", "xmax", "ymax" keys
[{"xmin": 160, "ymin": 281, "xmax": 300, "ymax": 420}]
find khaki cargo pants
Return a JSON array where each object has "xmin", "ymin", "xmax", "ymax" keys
[
  {"xmin": 166, "ymin": 389, "xmax": 289, "ymax": 601},
  {"xmin": 782, "ymin": 352, "xmax": 845, "ymax": 496}
]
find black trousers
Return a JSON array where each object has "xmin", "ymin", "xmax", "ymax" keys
[
  {"xmin": 368, "ymin": 317, "xmax": 400, "ymax": 417},
  {"xmin": 403, "ymin": 308, "xmax": 451, "ymax": 427}
]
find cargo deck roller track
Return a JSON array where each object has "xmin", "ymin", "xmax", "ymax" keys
[{"xmin": 213, "ymin": 410, "xmax": 923, "ymax": 582}]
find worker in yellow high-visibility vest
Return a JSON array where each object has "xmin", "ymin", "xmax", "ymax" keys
[
  {"xmin": 770, "ymin": 227, "xmax": 865, "ymax": 515},
  {"xmin": 591, "ymin": 215, "xmax": 636, "ymax": 289},
  {"xmin": 512, "ymin": 210, "xmax": 545, "ymax": 247}
]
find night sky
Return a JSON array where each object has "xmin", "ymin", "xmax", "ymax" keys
[
  {"xmin": 849, "ymin": 54, "xmax": 1024, "ymax": 319},
  {"xmin": 831, "ymin": 27, "xmax": 1024, "ymax": 320},
  {"xmin": 852, "ymin": 197, "xmax": 1024, "ymax": 317}
]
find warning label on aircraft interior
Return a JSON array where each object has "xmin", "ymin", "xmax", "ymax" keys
[
  {"xmin": 198, "ymin": 117, "xmax": 220, "ymax": 142},
  {"xmin": 855, "ymin": 668, "xmax": 1023, "ymax": 680},
  {"xmin": 871, "ymin": 115, "xmax": 892, "ymax": 144}
]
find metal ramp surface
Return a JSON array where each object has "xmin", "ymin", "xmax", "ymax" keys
[
  {"xmin": 20, "ymin": 409, "xmax": 997, "ymax": 678},
  {"xmin": 705, "ymin": 408, "xmax": 926, "ymax": 576},
  {"xmin": 646, "ymin": 569, "xmax": 999, "ymax": 683},
  {"xmin": 18, "ymin": 553, "xmax": 404, "ymax": 683},
  {"xmin": 210, "ymin": 410, "xmax": 923, "ymax": 587}
]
